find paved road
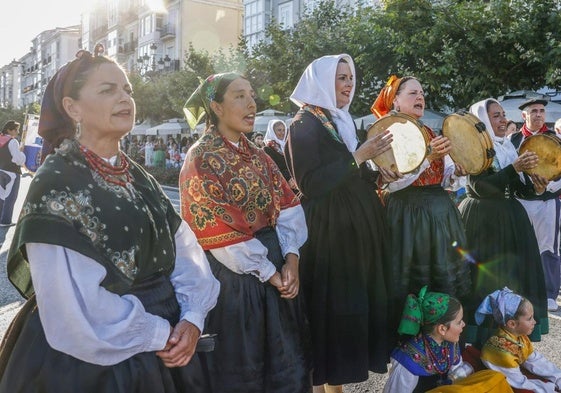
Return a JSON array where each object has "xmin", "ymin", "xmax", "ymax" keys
[{"xmin": 1, "ymin": 176, "xmax": 561, "ymax": 392}]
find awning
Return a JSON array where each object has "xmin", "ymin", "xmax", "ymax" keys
[
  {"xmin": 253, "ymin": 109, "xmax": 291, "ymax": 133},
  {"xmin": 498, "ymin": 91, "xmax": 561, "ymax": 124},
  {"xmin": 130, "ymin": 119, "xmax": 154, "ymax": 135},
  {"xmin": 146, "ymin": 118, "xmax": 190, "ymax": 135}
]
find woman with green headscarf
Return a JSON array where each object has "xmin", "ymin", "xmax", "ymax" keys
[
  {"xmin": 384, "ymin": 286, "xmax": 512, "ymax": 393},
  {"xmin": 179, "ymin": 73, "xmax": 311, "ymax": 392}
]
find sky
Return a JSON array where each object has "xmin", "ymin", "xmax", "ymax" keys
[{"xmin": 0, "ymin": 0, "xmax": 89, "ymax": 66}]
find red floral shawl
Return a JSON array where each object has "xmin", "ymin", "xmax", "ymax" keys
[{"xmin": 180, "ymin": 128, "xmax": 299, "ymax": 250}]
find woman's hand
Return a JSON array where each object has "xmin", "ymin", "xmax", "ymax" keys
[
  {"xmin": 530, "ymin": 173, "xmax": 548, "ymax": 195},
  {"xmin": 279, "ymin": 254, "xmax": 299, "ymax": 299},
  {"xmin": 288, "ymin": 178, "xmax": 298, "ymax": 190},
  {"xmin": 512, "ymin": 151, "xmax": 539, "ymax": 173},
  {"xmin": 427, "ymin": 136, "xmax": 452, "ymax": 161},
  {"xmin": 454, "ymin": 163, "xmax": 467, "ymax": 177},
  {"xmin": 156, "ymin": 320, "xmax": 200, "ymax": 367},
  {"xmin": 352, "ymin": 130, "xmax": 393, "ymax": 166},
  {"xmin": 378, "ymin": 166, "xmax": 403, "ymax": 183}
]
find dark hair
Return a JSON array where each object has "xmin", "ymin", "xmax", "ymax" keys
[
  {"xmin": 2, "ymin": 120, "xmax": 20, "ymax": 135},
  {"xmin": 207, "ymin": 75, "xmax": 248, "ymax": 128},
  {"xmin": 253, "ymin": 132, "xmax": 264, "ymax": 139},
  {"xmin": 507, "ymin": 120, "xmax": 517, "ymax": 129},
  {"xmin": 420, "ymin": 296, "xmax": 462, "ymax": 335},
  {"xmin": 65, "ymin": 55, "xmax": 118, "ymax": 101},
  {"xmin": 395, "ymin": 76, "xmax": 420, "ymax": 96}
]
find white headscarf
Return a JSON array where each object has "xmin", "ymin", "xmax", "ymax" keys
[
  {"xmin": 264, "ymin": 119, "xmax": 287, "ymax": 152},
  {"xmin": 469, "ymin": 98, "xmax": 518, "ymax": 170},
  {"xmin": 290, "ymin": 54, "xmax": 358, "ymax": 152}
]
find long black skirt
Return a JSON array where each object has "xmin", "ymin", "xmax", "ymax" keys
[
  {"xmin": 0, "ymin": 275, "xmax": 209, "ymax": 393},
  {"xmin": 300, "ymin": 178, "xmax": 394, "ymax": 385},
  {"xmin": 387, "ymin": 185, "xmax": 471, "ymax": 303},
  {"xmin": 203, "ymin": 228, "xmax": 311, "ymax": 393},
  {"xmin": 459, "ymin": 196, "xmax": 548, "ymax": 345}
]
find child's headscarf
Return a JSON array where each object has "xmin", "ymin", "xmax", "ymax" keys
[
  {"xmin": 264, "ymin": 119, "xmax": 287, "ymax": 152},
  {"xmin": 475, "ymin": 287, "xmax": 524, "ymax": 326},
  {"xmin": 183, "ymin": 72, "xmax": 241, "ymax": 129},
  {"xmin": 398, "ymin": 286, "xmax": 451, "ymax": 335},
  {"xmin": 371, "ymin": 75, "xmax": 402, "ymax": 118},
  {"xmin": 290, "ymin": 54, "xmax": 358, "ymax": 153}
]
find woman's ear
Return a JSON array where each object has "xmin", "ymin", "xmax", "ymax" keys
[
  {"xmin": 210, "ymin": 101, "xmax": 223, "ymax": 118},
  {"xmin": 62, "ymin": 97, "xmax": 80, "ymax": 122}
]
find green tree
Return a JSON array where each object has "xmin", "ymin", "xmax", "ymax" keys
[{"xmin": 245, "ymin": 0, "xmax": 561, "ymax": 115}]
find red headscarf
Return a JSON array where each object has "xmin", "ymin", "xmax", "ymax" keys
[{"xmin": 371, "ymin": 75, "xmax": 402, "ymax": 118}]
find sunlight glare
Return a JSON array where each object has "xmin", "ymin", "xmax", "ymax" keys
[{"xmin": 145, "ymin": 0, "xmax": 167, "ymax": 13}]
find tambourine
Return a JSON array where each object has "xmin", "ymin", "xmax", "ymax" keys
[
  {"xmin": 519, "ymin": 134, "xmax": 561, "ymax": 181},
  {"xmin": 442, "ymin": 111, "xmax": 495, "ymax": 175},
  {"xmin": 366, "ymin": 112, "xmax": 430, "ymax": 174}
]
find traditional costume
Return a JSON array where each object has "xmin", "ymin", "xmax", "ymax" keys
[
  {"xmin": 460, "ymin": 99, "xmax": 548, "ymax": 345},
  {"xmin": 180, "ymin": 73, "xmax": 311, "ymax": 393},
  {"xmin": 384, "ymin": 287, "xmax": 512, "ymax": 393},
  {"xmin": 0, "ymin": 51, "xmax": 220, "ymax": 393},
  {"xmin": 509, "ymin": 98, "xmax": 561, "ymax": 312},
  {"xmin": 372, "ymin": 75, "xmax": 470, "ymax": 304},
  {"xmin": 286, "ymin": 54, "xmax": 394, "ymax": 385},
  {"xmin": 262, "ymin": 119, "xmax": 290, "ymax": 179},
  {"xmin": 477, "ymin": 288, "xmax": 561, "ymax": 392},
  {"xmin": 0, "ymin": 128, "xmax": 25, "ymax": 225}
]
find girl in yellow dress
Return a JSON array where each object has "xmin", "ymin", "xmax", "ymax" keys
[{"xmin": 477, "ymin": 287, "xmax": 561, "ymax": 392}]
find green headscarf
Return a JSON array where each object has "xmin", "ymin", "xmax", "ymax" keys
[
  {"xmin": 398, "ymin": 286, "xmax": 451, "ymax": 335},
  {"xmin": 183, "ymin": 72, "xmax": 242, "ymax": 129}
]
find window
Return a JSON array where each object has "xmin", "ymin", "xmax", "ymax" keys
[
  {"xmin": 305, "ymin": 0, "xmax": 320, "ymax": 13},
  {"xmin": 278, "ymin": 3, "xmax": 293, "ymax": 29}
]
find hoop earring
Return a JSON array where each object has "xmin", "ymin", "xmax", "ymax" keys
[{"xmin": 75, "ymin": 121, "xmax": 82, "ymax": 139}]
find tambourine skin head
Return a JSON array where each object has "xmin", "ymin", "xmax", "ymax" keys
[
  {"xmin": 442, "ymin": 112, "xmax": 494, "ymax": 175},
  {"xmin": 366, "ymin": 113, "xmax": 428, "ymax": 174},
  {"xmin": 519, "ymin": 134, "xmax": 561, "ymax": 181}
]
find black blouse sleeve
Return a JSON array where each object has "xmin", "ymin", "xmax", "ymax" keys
[{"xmin": 286, "ymin": 112, "xmax": 360, "ymax": 199}]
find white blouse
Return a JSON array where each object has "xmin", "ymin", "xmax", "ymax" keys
[
  {"xmin": 482, "ymin": 351, "xmax": 561, "ymax": 393},
  {"xmin": 27, "ymin": 221, "xmax": 220, "ymax": 366},
  {"xmin": 383, "ymin": 357, "xmax": 472, "ymax": 393},
  {"xmin": 387, "ymin": 155, "xmax": 464, "ymax": 192},
  {"xmin": 209, "ymin": 204, "xmax": 308, "ymax": 282}
]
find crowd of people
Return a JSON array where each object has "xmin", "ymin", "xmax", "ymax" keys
[{"xmin": 0, "ymin": 46, "xmax": 560, "ymax": 393}]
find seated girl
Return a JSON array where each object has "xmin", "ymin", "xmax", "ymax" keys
[
  {"xmin": 476, "ymin": 287, "xmax": 561, "ymax": 392},
  {"xmin": 384, "ymin": 286, "xmax": 512, "ymax": 393}
]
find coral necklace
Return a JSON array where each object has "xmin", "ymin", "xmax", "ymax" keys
[
  {"xmin": 79, "ymin": 145, "xmax": 132, "ymax": 188},
  {"xmin": 423, "ymin": 335, "xmax": 450, "ymax": 375}
]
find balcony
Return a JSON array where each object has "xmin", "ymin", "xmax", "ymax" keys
[
  {"xmin": 123, "ymin": 39, "xmax": 138, "ymax": 53},
  {"xmin": 160, "ymin": 24, "xmax": 176, "ymax": 40}
]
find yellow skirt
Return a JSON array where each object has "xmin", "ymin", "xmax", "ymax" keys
[{"xmin": 427, "ymin": 370, "xmax": 513, "ymax": 393}]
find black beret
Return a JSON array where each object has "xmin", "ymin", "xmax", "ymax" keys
[{"xmin": 518, "ymin": 98, "xmax": 548, "ymax": 111}]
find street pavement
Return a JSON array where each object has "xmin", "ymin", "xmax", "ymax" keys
[{"xmin": 1, "ymin": 176, "xmax": 561, "ymax": 392}]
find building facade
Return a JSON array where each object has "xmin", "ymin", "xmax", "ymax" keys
[
  {"xmin": 1, "ymin": 0, "xmax": 243, "ymax": 109},
  {"xmin": 243, "ymin": 0, "xmax": 377, "ymax": 50}
]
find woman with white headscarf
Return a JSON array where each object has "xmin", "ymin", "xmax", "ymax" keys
[
  {"xmin": 263, "ymin": 119, "xmax": 298, "ymax": 191},
  {"xmin": 285, "ymin": 54, "xmax": 396, "ymax": 393},
  {"xmin": 460, "ymin": 98, "xmax": 548, "ymax": 347}
]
